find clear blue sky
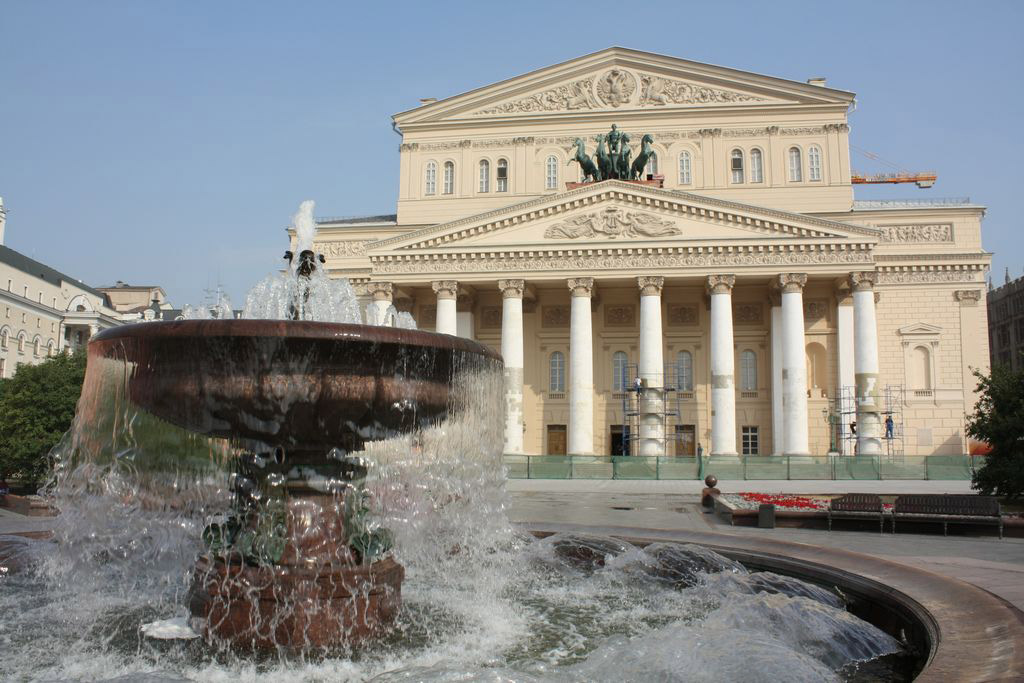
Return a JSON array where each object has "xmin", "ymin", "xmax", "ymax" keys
[{"xmin": 2, "ymin": 1, "xmax": 1021, "ymax": 307}]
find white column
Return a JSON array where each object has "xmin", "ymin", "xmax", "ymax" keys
[
  {"xmin": 368, "ymin": 282, "xmax": 393, "ymax": 323},
  {"xmin": 456, "ymin": 288, "xmax": 475, "ymax": 340},
  {"xmin": 707, "ymin": 275, "xmax": 737, "ymax": 456},
  {"xmin": 431, "ymin": 280, "xmax": 458, "ymax": 336},
  {"xmin": 779, "ymin": 273, "xmax": 810, "ymax": 456},
  {"xmin": 637, "ymin": 276, "xmax": 665, "ymax": 456},
  {"xmin": 851, "ymin": 272, "xmax": 882, "ymax": 456},
  {"xmin": 836, "ymin": 292, "xmax": 856, "ymax": 454},
  {"xmin": 568, "ymin": 277, "xmax": 595, "ymax": 455},
  {"xmin": 770, "ymin": 299, "xmax": 784, "ymax": 455},
  {"xmin": 499, "ymin": 280, "xmax": 525, "ymax": 454}
]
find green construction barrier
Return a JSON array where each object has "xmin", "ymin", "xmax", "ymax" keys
[
  {"xmin": 925, "ymin": 455, "xmax": 974, "ymax": 480},
  {"xmin": 833, "ymin": 456, "xmax": 880, "ymax": 480},
  {"xmin": 504, "ymin": 455, "xmax": 529, "ymax": 479},
  {"xmin": 703, "ymin": 455, "xmax": 744, "ymax": 480},
  {"xmin": 612, "ymin": 456, "xmax": 658, "ymax": 479},
  {"xmin": 742, "ymin": 456, "xmax": 789, "ymax": 480},
  {"xmin": 527, "ymin": 456, "xmax": 572, "ymax": 479},
  {"xmin": 572, "ymin": 456, "xmax": 614, "ymax": 479},
  {"xmin": 880, "ymin": 457, "xmax": 928, "ymax": 480},
  {"xmin": 657, "ymin": 456, "xmax": 700, "ymax": 479},
  {"xmin": 787, "ymin": 456, "xmax": 833, "ymax": 480}
]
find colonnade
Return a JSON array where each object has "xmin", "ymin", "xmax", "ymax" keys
[{"xmin": 368, "ymin": 272, "xmax": 880, "ymax": 457}]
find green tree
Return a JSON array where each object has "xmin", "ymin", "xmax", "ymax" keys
[
  {"xmin": 966, "ymin": 362, "xmax": 1024, "ymax": 501},
  {"xmin": 0, "ymin": 351, "xmax": 87, "ymax": 486}
]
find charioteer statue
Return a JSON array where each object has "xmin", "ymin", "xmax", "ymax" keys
[{"xmin": 568, "ymin": 124, "xmax": 656, "ymax": 183}]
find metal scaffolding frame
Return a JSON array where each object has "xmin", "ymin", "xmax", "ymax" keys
[
  {"xmin": 620, "ymin": 363, "xmax": 693, "ymax": 456},
  {"xmin": 830, "ymin": 384, "xmax": 905, "ymax": 460}
]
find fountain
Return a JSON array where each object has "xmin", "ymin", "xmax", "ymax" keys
[{"xmin": 3, "ymin": 201, "xmax": 1020, "ymax": 679}]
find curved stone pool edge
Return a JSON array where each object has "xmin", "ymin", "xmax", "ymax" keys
[{"xmin": 525, "ymin": 522, "xmax": 1024, "ymax": 682}]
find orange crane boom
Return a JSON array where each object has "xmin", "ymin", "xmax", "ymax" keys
[{"xmin": 851, "ymin": 171, "xmax": 937, "ymax": 189}]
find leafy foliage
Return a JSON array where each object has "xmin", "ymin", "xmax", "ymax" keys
[
  {"xmin": 0, "ymin": 351, "xmax": 87, "ymax": 485},
  {"xmin": 967, "ymin": 363, "xmax": 1024, "ymax": 501}
]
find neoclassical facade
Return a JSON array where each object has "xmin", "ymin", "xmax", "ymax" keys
[{"xmin": 307, "ymin": 48, "xmax": 990, "ymax": 457}]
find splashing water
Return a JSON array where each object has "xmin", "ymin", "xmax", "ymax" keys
[
  {"xmin": 182, "ymin": 199, "xmax": 415, "ymax": 328},
  {"xmin": 0, "ymin": 197, "xmax": 909, "ymax": 680}
]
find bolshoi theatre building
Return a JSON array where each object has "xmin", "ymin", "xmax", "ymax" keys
[{"xmin": 307, "ymin": 48, "xmax": 990, "ymax": 459}]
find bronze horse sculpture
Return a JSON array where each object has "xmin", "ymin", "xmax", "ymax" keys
[
  {"xmin": 594, "ymin": 134, "xmax": 613, "ymax": 180},
  {"xmin": 616, "ymin": 133, "xmax": 632, "ymax": 181},
  {"xmin": 630, "ymin": 134, "xmax": 655, "ymax": 180},
  {"xmin": 569, "ymin": 138, "xmax": 601, "ymax": 183}
]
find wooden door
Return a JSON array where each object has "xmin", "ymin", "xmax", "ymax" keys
[{"xmin": 547, "ymin": 425, "xmax": 567, "ymax": 455}]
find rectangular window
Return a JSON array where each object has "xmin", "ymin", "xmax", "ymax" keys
[
  {"xmin": 496, "ymin": 161, "xmax": 508, "ymax": 192},
  {"xmin": 741, "ymin": 426, "xmax": 759, "ymax": 455},
  {"xmin": 547, "ymin": 425, "xmax": 567, "ymax": 455},
  {"xmin": 0, "ymin": 358, "xmax": 5, "ymax": 378}
]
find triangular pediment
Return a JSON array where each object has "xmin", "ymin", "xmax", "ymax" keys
[
  {"xmin": 394, "ymin": 47, "xmax": 854, "ymax": 125},
  {"xmin": 898, "ymin": 322, "xmax": 943, "ymax": 336},
  {"xmin": 368, "ymin": 181, "xmax": 880, "ymax": 254}
]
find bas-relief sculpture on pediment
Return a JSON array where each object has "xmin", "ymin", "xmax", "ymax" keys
[
  {"xmin": 471, "ymin": 69, "xmax": 769, "ymax": 116},
  {"xmin": 543, "ymin": 208, "xmax": 679, "ymax": 240}
]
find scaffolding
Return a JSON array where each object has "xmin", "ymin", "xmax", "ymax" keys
[
  {"xmin": 620, "ymin": 363, "xmax": 694, "ymax": 456},
  {"xmin": 829, "ymin": 384, "xmax": 905, "ymax": 460}
]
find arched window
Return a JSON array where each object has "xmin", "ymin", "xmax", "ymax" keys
[
  {"xmin": 496, "ymin": 158, "xmax": 509, "ymax": 192},
  {"xmin": 677, "ymin": 350, "xmax": 693, "ymax": 391},
  {"xmin": 730, "ymin": 149, "xmax": 744, "ymax": 183},
  {"xmin": 33, "ymin": 338, "xmax": 41, "ymax": 356},
  {"xmin": 545, "ymin": 155, "xmax": 559, "ymax": 190},
  {"xmin": 47, "ymin": 341, "xmax": 56, "ymax": 356},
  {"xmin": 806, "ymin": 342, "xmax": 827, "ymax": 391},
  {"xmin": 740, "ymin": 350, "xmax": 757, "ymax": 391},
  {"xmin": 17, "ymin": 332, "xmax": 26, "ymax": 352},
  {"xmin": 478, "ymin": 159, "xmax": 490, "ymax": 193},
  {"xmin": 549, "ymin": 351, "xmax": 565, "ymax": 393},
  {"xmin": 788, "ymin": 147, "xmax": 803, "ymax": 182},
  {"xmin": 424, "ymin": 161, "xmax": 437, "ymax": 196},
  {"xmin": 0, "ymin": 328, "xmax": 7, "ymax": 349},
  {"xmin": 750, "ymin": 148, "xmax": 764, "ymax": 183},
  {"xmin": 612, "ymin": 351, "xmax": 628, "ymax": 392},
  {"xmin": 678, "ymin": 151, "xmax": 692, "ymax": 185},
  {"xmin": 442, "ymin": 161, "xmax": 455, "ymax": 195},
  {"xmin": 911, "ymin": 346, "xmax": 932, "ymax": 390},
  {"xmin": 645, "ymin": 152, "xmax": 659, "ymax": 177},
  {"xmin": 808, "ymin": 145, "xmax": 822, "ymax": 182}
]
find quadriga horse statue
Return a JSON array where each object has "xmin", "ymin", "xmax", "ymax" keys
[
  {"xmin": 594, "ymin": 134, "xmax": 613, "ymax": 180},
  {"xmin": 569, "ymin": 138, "xmax": 601, "ymax": 183},
  {"xmin": 616, "ymin": 133, "xmax": 632, "ymax": 180},
  {"xmin": 630, "ymin": 134, "xmax": 655, "ymax": 180}
]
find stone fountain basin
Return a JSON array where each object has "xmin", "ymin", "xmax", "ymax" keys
[{"xmin": 88, "ymin": 320, "xmax": 501, "ymax": 457}]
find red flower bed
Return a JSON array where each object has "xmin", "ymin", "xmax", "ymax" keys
[{"xmin": 739, "ymin": 492, "xmax": 829, "ymax": 510}]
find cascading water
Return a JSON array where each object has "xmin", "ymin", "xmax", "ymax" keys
[{"xmin": 0, "ymin": 201, "xmax": 911, "ymax": 681}]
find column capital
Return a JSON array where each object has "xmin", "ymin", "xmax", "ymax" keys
[
  {"xmin": 848, "ymin": 271, "xmax": 877, "ymax": 292},
  {"xmin": 431, "ymin": 280, "xmax": 459, "ymax": 300},
  {"xmin": 706, "ymin": 274, "xmax": 735, "ymax": 295},
  {"xmin": 777, "ymin": 273, "xmax": 808, "ymax": 293},
  {"xmin": 567, "ymin": 277, "xmax": 595, "ymax": 297},
  {"xmin": 637, "ymin": 276, "xmax": 665, "ymax": 296},
  {"xmin": 498, "ymin": 279, "xmax": 525, "ymax": 299},
  {"xmin": 368, "ymin": 281, "xmax": 393, "ymax": 302}
]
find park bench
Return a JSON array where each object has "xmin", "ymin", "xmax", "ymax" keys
[
  {"xmin": 827, "ymin": 493, "xmax": 885, "ymax": 534},
  {"xmin": 892, "ymin": 494, "xmax": 1003, "ymax": 538}
]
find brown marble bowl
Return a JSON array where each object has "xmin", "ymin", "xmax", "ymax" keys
[{"xmin": 88, "ymin": 319, "xmax": 502, "ymax": 456}]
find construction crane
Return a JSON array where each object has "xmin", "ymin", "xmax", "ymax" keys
[{"xmin": 850, "ymin": 145, "xmax": 936, "ymax": 188}]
